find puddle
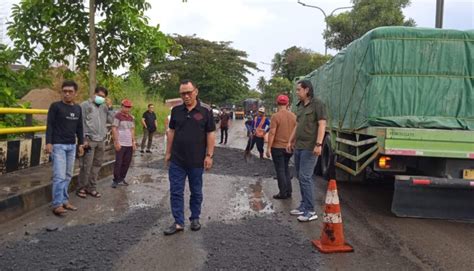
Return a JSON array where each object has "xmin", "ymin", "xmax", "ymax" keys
[
  {"xmin": 222, "ymin": 179, "xmax": 274, "ymax": 221},
  {"xmin": 249, "ymin": 180, "xmax": 267, "ymax": 212}
]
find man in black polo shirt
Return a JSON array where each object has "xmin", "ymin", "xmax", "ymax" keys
[{"xmin": 164, "ymin": 79, "xmax": 216, "ymax": 235}]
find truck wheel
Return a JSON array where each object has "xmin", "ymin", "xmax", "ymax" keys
[{"xmin": 320, "ymin": 136, "xmax": 333, "ymax": 178}]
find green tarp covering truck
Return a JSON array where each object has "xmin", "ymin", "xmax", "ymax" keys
[{"xmin": 297, "ymin": 27, "xmax": 474, "ymax": 220}]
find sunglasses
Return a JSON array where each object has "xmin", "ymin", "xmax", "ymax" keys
[{"xmin": 179, "ymin": 89, "xmax": 196, "ymax": 97}]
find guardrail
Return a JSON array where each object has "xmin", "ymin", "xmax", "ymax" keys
[{"xmin": 0, "ymin": 108, "xmax": 48, "ymax": 136}]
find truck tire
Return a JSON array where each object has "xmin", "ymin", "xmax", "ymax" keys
[{"xmin": 320, "ymin": 135, "xmax": 333, "ymax": 178}]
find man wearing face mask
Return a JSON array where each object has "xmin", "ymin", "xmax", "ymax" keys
[{"xmin": 77, "ymin": 86, "xmax": 114, "ymax": 199}]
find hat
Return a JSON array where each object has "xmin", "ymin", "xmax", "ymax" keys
[
  {"xmin": 276, "ymin": 95, "xmax": 289, "ymax": 105},
  {"xmin": 121, "ymin": 99, "xmax": 133, "ymax": 107},
  {"xmin": 258, "ymin": 107, "xmax": 265, "ymax": 113}
]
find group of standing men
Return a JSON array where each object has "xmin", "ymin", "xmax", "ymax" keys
[
  {"xmin": 245, "ymin": 80, "xmax": 327, "ymax": 222},
  {"xmin": 45, "ymin": 78, "xmax": 325, "ymax": 231},
  {"xmin": 46, "ymin": 81, "xmax": 137, "ymax": 215}
]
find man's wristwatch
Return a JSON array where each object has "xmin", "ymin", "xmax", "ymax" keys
[
  {"xmin": 316, "ymin": 142, "xmax": 323, "ymax": 147},
  {"xmin": 206, "ymin": 153, "xmax": 214, "ymax": 159}
]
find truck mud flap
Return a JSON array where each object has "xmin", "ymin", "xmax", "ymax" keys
[{"xmin": 391, "ymin": 176, "xmax": 474, "ymax": 221}]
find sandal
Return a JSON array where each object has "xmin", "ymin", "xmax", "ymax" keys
[
  {"xmin": 52, "ymin": 206, "xmax": 67, "ymax": 216},
  {"xmin": 88, "ymin": 190, "xmax": 102, "ymax": 198},
  {"xmin": 76, "ymin": 189, "xmax": 87, "ymax": 199}
]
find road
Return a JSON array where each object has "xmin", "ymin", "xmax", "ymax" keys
[{"xmin": 0, "ymin": 120, "xmax": 473, "ymax": 270}]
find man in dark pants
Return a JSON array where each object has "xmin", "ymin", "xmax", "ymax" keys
[
  {"xmin": 266, "ymin": 95, "xmax": 296, "ymax": 199},
  {"xmin": 140, "ymin": 103, "xmax": 157, "ymax": 153},
  {"xmin": 164, "ymin": 79, "xmax": 216, "ymax": 235},
  {"xmin": 244, "ymin": 107, "xmax": 270, "ymax": 159},
  {"xmin": 111, "ymin": 99, "xmax": 136, "ymax": 188},
  {"xmin": 219, "ymin": 109, "xmax": 231, "ymax": 144}
]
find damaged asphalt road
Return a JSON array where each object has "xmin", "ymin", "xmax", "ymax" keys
[{"xmin": 1, "ymin": 124, "xmax": 473, "ymax": 270}]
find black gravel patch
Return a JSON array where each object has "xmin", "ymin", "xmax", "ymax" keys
[
  {"xmin": 212, "ymin": 147, "xmax": 276, "ymax": 178},
  {"xmin": 202, "ymin": 217, "xmax": 322, "ymax": 270},
  {"xmin": 148, "ymin": 147, "xmax": 278, "ymax": 178},
  {"xmin": 0, "ymin": 207, "xmax": 161, "ymax": 270}
]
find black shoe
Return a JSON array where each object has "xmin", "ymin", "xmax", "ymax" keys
[
  {"xmin": 163, "ymin": 224, "xmax": 184, "ymax": 236},
  {"xmin": 259, "ymin": 153, "xmax": 264, "ymax": 159},
  {"xmin": 120, "ymin": 180, "xmax": 129, "ymax": 186},
  {"xmin": 140, "ymin": 150, "xmax": 144, "ymax": 153},
  {"xmin": 286, "ymin": 193, "xmax": 292, "ymax": 198},
  {"xmin": 190, "ymin": 219, "xmax": 201, "ymax": 231},
  {"xmin": 219, "ymin": 142, "xmax": 223, "ymax": 144},
  {"xmin": 273, "ymin": 194, "xmax": 289, "ymax": 200},
  {"xmin": 146, "ymin": 150, "xmax": 152, "ymax": 153}
]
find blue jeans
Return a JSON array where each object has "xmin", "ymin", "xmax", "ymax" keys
[
  {"xmin": 169, "ymin": 161, "xmax": 204, "ymax": 226},
  {"xmin": 294, "ymin": 149, "xmax": 318, "ymax": 212},
  {"xmin": 51, "ymin": 144, "xmax": 76, "ymax": 208}
]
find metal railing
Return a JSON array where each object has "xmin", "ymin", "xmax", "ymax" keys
[{"xmin": 0, "ymin": 108, "xmax": 48, "ymax": 136}]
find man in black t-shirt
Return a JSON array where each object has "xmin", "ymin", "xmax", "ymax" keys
[
  {"xmin": 140, "ymin": 104, "xmax": 157, "ymax": 153},
  {"xmin": 45, "ymin": 80, "xmax": 84, "ymax": 216},
  {"xmin": 164, "ymin": 79, "xmax": 216, "ymax": 236}
]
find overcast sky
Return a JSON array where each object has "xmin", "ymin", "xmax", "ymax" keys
[{"xmin": 2, "ymin": 0, "xmax": 473, "ymax": 89}]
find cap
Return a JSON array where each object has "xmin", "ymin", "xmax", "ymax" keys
[
  {"xmin": 276, "ymin": 95, "xmax": 289, "ymax": 105},
  {"xmin": 258, "ymin": 107, "xmax": 265, "ymax": 113},
  {"xmin": 121, "ymin": 99, "xmax": 133, "ymax": 107}
]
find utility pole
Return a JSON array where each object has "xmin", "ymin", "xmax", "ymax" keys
[
  {"xmin": 297, "ymin": 1, "xmax": 352, "ymax": 55},
  {"xmin": 435, "ymin": 0, "xmax": 444, "ymax": 28},
  {"xmin": 88, "ymin": 0, "xmax": 97, "ymax": 97}
]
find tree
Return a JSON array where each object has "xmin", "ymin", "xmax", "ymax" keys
[
  {"xmin": 324, "ymin": 0, "xmax": 416, "ymax": 50},
  {"xmin": 7, "ymin": 0, "xmax": 175, "ymax": 95},
  {"xmin": 257, "ymin": 76, "xmax": 266, "ymax": 93},
  {"xmin": 261, "ymin": 77, "xmax": 293, "ymax": 111},
  {"xmin": 141, "ymin": 35, "xmax": 259, "ymax": 105},
  {"xmin": 271, "ymin": 46, "xmax": 331, "ymax": 81}
]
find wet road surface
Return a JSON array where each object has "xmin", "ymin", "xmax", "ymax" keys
[{"xmin": 0, "ymin": 120, "xmax": 473, "ymax": 270}]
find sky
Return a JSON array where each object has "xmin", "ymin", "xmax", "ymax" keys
[{"xmin": 1, "ymin": 0, "xmax": 473, "ymax": 89}]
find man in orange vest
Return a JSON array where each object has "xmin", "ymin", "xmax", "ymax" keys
[{"xmin": 244, "ymin": 107, "xmax": 270, "ymax": 159}]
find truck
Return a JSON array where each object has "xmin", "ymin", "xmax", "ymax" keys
[{"xmin": 296, "ymin": 27, "xmax": 474, "ymax": 220}]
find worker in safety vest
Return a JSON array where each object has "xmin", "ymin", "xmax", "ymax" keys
[{"xmin": 244, "ymin": 107, "xmax": 270, "ymax": 160}]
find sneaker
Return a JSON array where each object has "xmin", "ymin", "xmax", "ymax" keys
[
  {"xmin": 290, "ymin": 209, "xmax": 304, "ymax": 216},
  {"xmin": 111, "ymin": 181, "xmax": 118, "ymax": 188},
  {"xmin": 297, "ymin": 211, "xmax": 318, "ymax": 222}
]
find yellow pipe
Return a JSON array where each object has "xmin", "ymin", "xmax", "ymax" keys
[
  {"xmin": 0, "ymin": 108, "xmax": 48, "ymax": 114},
  {"xmin": 0, "ymin": 126, "xmax": 46, "ymax": 135}
]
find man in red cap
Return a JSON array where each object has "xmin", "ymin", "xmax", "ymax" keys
[
  {"xmin": 111, "ymin": 99, "xmax": 136, "ymax": 188},
  {"xmin": 266, "ymin": 94, "xmax": 296, "ymax": 199}
]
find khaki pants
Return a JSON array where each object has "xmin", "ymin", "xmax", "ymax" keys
[{"xmin": 78, "ymin": 141, "xmax": 105, "ymax": 192}]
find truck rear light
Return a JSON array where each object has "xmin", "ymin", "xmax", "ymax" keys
[
  {"xmin": 413, "ymin": 179, "xmax": 431, "ymax": 185},
  {"xmin": 378, "ymin": 156, "xmax": 391, "ymax": 169}
]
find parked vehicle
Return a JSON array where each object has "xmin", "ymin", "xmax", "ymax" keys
[{"xmin": 295, "ymin": 27, "xmax": 474, "ymax": 220}]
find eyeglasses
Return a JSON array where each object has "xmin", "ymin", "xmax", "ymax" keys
[{"xmin": 179, "ymin": 89, "xmax": 196, "ymax": 97}]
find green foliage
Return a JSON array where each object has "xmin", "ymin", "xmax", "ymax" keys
[
  {"xmin": 324, "ymin": 0, "xmax": 416, "ymax": 50},
  {"xmin": 271, "ymin": 46, "xmax": 331, "ymax": 81},
  {"xmin": 261, "ymin": 77, "xmax": 293, "ymax": 112},
  {"xmin": 97, "ymin": 72, "xmax": 168, "ymax": 135},
  {"xmin": 7, "ymin": 0, "xmax": 175, "ymax": 74},
  {"xmin": 141, "ymin": 35, "xmax": 259, "ymax": 105},
  {"xmin": 0, "ymin": 44, "xmax": 35, "ymax": 134}
]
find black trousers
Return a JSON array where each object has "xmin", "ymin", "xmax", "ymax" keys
[
  {"xmin": 271, "ymin": 148, "xmax": 293, "ymax": 196},
  {"xmin": 220, "ymin": 127, "xmax": 228, "ymax": 143},
  {"xmin": 245, "ymin": 136, "xmax": 264, "ymax": 154}
]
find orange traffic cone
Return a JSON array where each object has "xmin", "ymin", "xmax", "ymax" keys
[{"xmin": 312, "ymin": 179, "xmax": 353, "ymax": 253}]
